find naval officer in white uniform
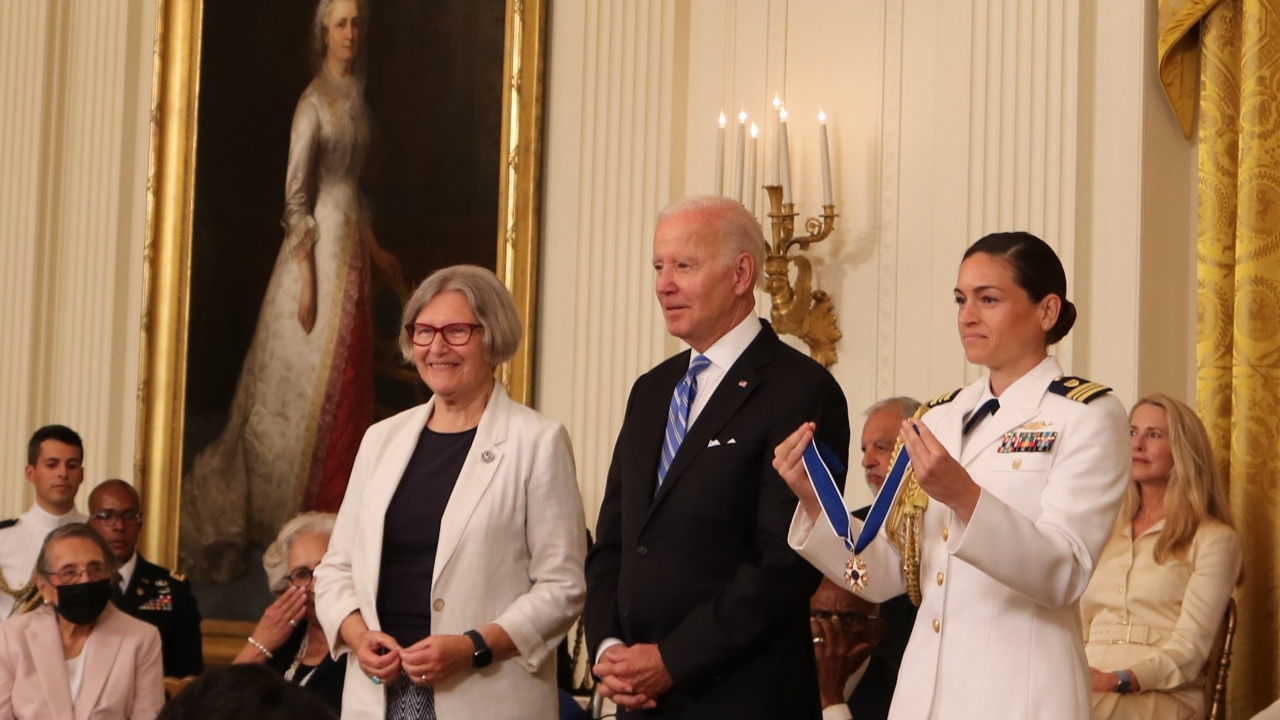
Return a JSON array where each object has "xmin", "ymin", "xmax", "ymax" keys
[
  {"xmin": 0, "ymin": 425, "xmax": 89, "ymax": 618},
  {"xmin": 777, "ymin": 232, "xmax": 1130, "ymax": 720}
]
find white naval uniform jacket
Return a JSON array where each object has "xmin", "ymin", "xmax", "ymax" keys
[
  {"xmin": 0, "ymin": 505, "xmax": 87, "ymax": 619},
  {"xmin": 791, "ymin": 356, "xmax": 1130, "ymax": 720}
]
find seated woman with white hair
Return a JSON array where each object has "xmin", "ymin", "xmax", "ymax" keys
[
  {"xmin": 0, "ymin": 523, "xmax": 164, "ymax": 719},
  {"xmin": 233, "ymin": 513, "xmax": 345, "ymax": 714}
]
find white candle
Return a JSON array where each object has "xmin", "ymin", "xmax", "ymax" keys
[
  {"xmin": 770, "ymin": 95, "xmax": 781, "ymax": 185},
  {"xmin": 733, "ymin": 109, "xmax": 747, "ymax": 201},
  {"xmin": 715, "ymin": 112, "xmax": 726, "ymax": 195},
  {"xmin": 818, "ymin": 109, "xmax": 833, "ymax": 206},
  {"xmin": 746, "ymin": 123, "xmax": 759, "ymax": 213},
  {"xmin": 779, "ymin": 106, "xmax": 792, "ymax": 205}
]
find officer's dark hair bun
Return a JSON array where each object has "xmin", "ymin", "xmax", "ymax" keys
[{"xmin": 963, "ymin": 232, "xmax": 1075, "ymax": 346}]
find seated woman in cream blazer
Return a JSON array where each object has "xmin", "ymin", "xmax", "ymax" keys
[
  {"xmin": 0, "ymin": 523, "xmax": 164, "ymax": 720},
  {"xmin": 314, "ymin": 266, "xmax": 587, "ymax": 720},
  {"xmin": 1081, "ymin": 394, "xmax": 1241, "ymax": 720}
]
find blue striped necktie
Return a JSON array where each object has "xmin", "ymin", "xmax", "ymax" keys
[{"xmin": 657, "ymin": 354, "xmax": 712, "ymax": 493}]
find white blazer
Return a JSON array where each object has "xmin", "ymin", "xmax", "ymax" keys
[
  {"xmin": 792, "ymin": 356, "xmax": 1130, "ymax": 720},
  {"xmin": 314, "ymin": 384, "xmax": 587, "ymax": 720}
]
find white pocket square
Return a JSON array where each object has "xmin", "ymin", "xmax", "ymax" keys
[
  {"xmin": 727, "ymin": 438, "xmax": 736, "ymax": 444},
  {"xmin": 707, "ymin": 439, "xmax": 721, "ymax": 447}
]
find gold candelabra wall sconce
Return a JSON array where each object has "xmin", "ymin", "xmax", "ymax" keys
[{"xmin": 762, "ymin": 186, "xmax": 842, "ymax": 368}]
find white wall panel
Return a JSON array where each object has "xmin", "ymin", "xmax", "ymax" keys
[
  {"xmin": 0, "ymin": 0, "xmax": 55, "ymax": 515},
  {"xmin": 0, "ymin": 0, "xmax": 154, "ymax": 518},
  {"xmin": 539, "ymin": 0, "xmax": 678, "ymax": 528}
]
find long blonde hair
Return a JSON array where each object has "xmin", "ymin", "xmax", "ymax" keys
[{"xmin": 1120, "ymin": 394, "xmax": 1233, "ymax": 563}]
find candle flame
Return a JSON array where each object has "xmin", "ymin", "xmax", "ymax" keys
[
  {"xmin": 738, "ymin": 108, "xmax": 748, "ymax": 123},
  {"xmin": 818, "ymin": 109, "xmax": 827, "ymax": 123},
  {"xmin": 750, "ymin": 122, "xmax": 759, "ymax": 138},
  {"xmin": 773, "ymin": 94, "xmax": 781, "ymax": 109},
  {"xmin": 779, "ymin": 107, "xmax": 788, "ymax": 121},
  {"xmin": 718, "ymin": 111, "xmax": 726, "ymax": 127}
]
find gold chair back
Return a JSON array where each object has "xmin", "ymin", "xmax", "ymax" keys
[
  {"xmin": 1203, "ymin": 597, "xmax": 1237, "ymax": 720},
  {"xmin": 164, "ymin": 675, "xmax": 198, "ymax": 700}
]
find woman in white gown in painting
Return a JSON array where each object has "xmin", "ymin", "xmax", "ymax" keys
[{"xmin": 182, "ymin": 0, "xmax": 401, "ymax": 583}]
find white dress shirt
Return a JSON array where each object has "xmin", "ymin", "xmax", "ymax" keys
[
  {"xmin": 117, "ymin": 552, "xmax": 139, "ymax": 595},
  {"xmin": 687, "ymin": 312, "xmax": 762, "ymax": 427},
  {"xmin": 67, "ymin": 645, "xmax": 88, "ymax": 702}
]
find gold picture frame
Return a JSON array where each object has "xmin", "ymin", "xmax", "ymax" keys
[{"xmin": 135, "ymin": 0, "xmax": 545, "ymax": 664}]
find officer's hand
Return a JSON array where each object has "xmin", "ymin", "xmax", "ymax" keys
[{"xmin": 900, "ymin": 420, "xmax": 981, "ymax": 523}]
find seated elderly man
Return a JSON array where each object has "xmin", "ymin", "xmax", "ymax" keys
[
  {"xmin": 853, "ymin": 397, "xmax": 921, "ymax": 683},
  {"xmin": 811, "ymin": 578, "xmax": 890, "ymax": 720},
  {"xmin": 0, "ymin": 523, "xmax": 164, "ymax": 719},
  {"xmin": 89, "ymin": 479, "xmax": 203, "ymax": 678}
]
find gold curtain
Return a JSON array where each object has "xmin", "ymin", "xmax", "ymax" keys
[{"xmin": 1160, "ymin": 0, "xmax": 1280, "ymax": 716}]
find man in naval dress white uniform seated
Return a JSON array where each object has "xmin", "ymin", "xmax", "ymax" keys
[{"xmin": 0, "ymin": 425, "xmax": 88, "ymax": 619}]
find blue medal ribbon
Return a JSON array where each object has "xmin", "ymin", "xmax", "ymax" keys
[
  {"xmin": 854, "ymin": 444, "xmax": 911, "ymax": 553},
  {"xmin": 802, "ymin": 436, "xmax": 913, "ymax": 554},
  {"xmin": 800, "ymin": 439, "xmax": 853, "ymax": 550}
]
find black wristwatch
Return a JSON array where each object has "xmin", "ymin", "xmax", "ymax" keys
[
  {"xmin": 1115, "ymin": 670, "xmax": 1132, "ymax": 695},
  {"xmin": 464, "ymin": 629, "xmax": 493, "ymax": 669}
]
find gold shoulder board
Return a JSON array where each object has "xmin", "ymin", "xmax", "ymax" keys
[
  {"xmin": 1049, "ymin": 376, "xmax": 1113, "ymax": 403},
  {"xmin": 926, "ymin": 388, "xmax": 963, "ymax": 409}
]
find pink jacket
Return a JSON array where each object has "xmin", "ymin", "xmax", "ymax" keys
[{"xmin": 0, "ymin": 604, "xmax": 164, "ymax": 720}]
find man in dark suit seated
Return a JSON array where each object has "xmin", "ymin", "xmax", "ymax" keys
[
  {"xmin": 89, "ymin": 479, "xmax": 204, "ymax": 677},
  {"xmin": 852, "ymin": 397, "xmax": 920, "ymax": 681},
  {"xmin": 811, "ymin": 578, "xmax": 891, "ymax": 720},
  {"xmin": 584, "ymin": 196, "xmax": 850, "ymax": 719}
]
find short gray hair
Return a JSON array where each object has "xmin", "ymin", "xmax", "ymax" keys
[
  {"xmin": 865, "ymin": 396, "xmax": 922, "ymax": 421},
  {"xmin": 36, "ymin": 524, "xmax": 117, "ymax": 578},
  {"xmin": 263, "ymin": 513, "xmax": 336, "ymax": 594},
  {"xmin": 656, "ymin": 196, "xmax": 768, "ymax": 288},
  {"xmin": 399, "ymin": 265, "xmax": 523, "ymax": 367}
]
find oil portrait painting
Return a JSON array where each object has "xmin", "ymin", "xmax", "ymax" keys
[{"xmin": 170, "ymin": 0, "xmax": 514, "ymax": 620}]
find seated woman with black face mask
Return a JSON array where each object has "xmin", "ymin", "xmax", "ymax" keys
[{"xmin": 0, "ymin": 523, "xmax": 164, "ymax": 720}]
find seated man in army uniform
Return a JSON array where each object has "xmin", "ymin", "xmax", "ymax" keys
[
  {"xmin": 0, "ymin": 425, "xmax": 88, "ymax": 618},
  {"xmin": 89, "ymin": 479, "xmax": 204, "ymax": 677}
]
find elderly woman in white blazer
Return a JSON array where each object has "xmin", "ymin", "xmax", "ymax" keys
[
  {"xmin": 314, "ymin": 265, "xmax": 587, "ymax": 720},
  {"xmin": 777, "ymin": 233, "xmax": 1131, "ymax": 720}
]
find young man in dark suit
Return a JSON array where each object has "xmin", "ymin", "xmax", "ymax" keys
[
  {"xmin": 584, "ymin": 196, "xmax": 850, "ymax": 719},
  {"xmin": 89, "ymin": 479, "xmax": 204, "ymax": 677}
]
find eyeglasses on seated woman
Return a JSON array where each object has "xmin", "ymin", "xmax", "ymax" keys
[
  {"xmin": 232, "ymin": 512, "xmax": 345, "ymax": 715},
  {"xmin": 0, "ymin": 523, "xmax": 164, "ymax": 720}
]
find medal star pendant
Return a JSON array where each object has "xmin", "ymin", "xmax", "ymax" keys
[{"xmin": 843, "ymin": 555, "xmax": 869, "ymax": 592}]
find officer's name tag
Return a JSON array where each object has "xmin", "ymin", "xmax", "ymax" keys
[{"xmin": 998, "ymin": 430, "xmax": 1057, "ymax": 453}]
